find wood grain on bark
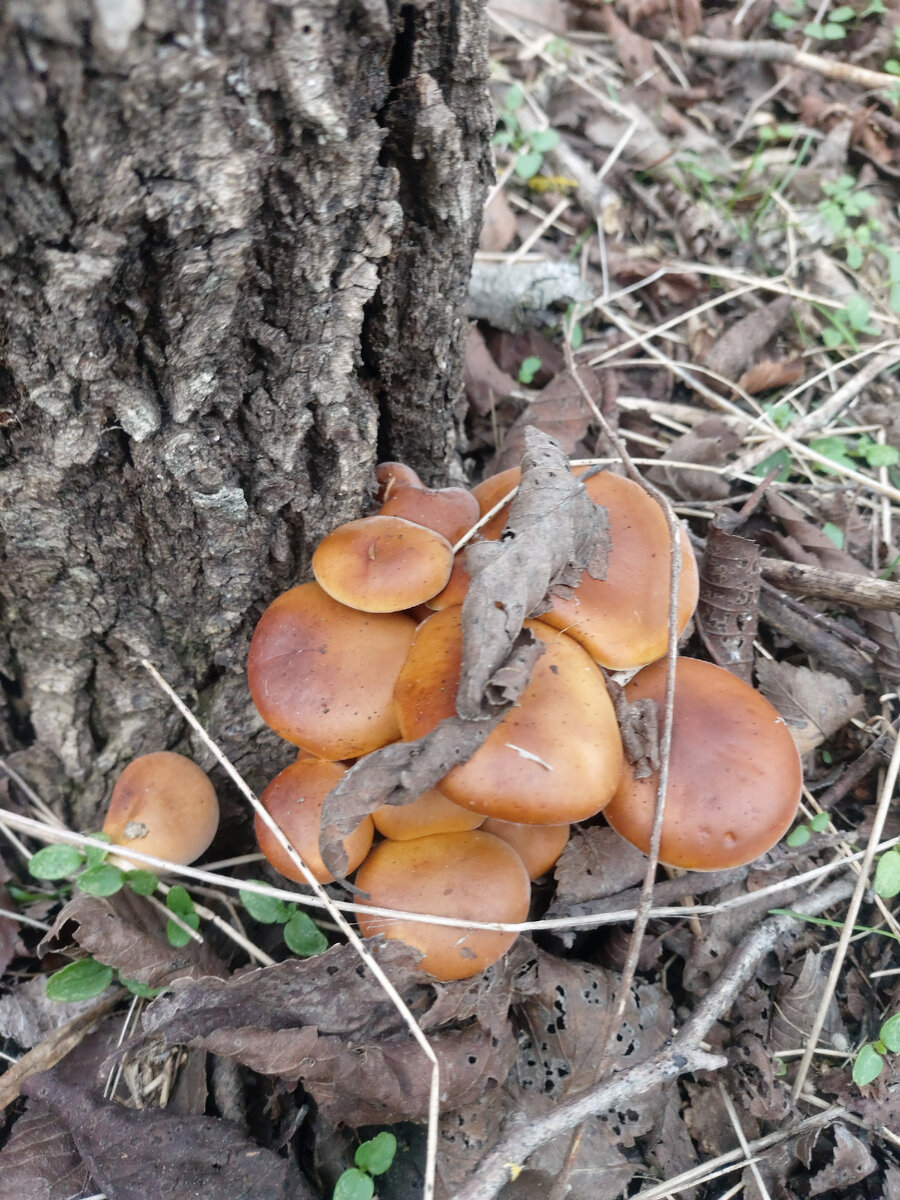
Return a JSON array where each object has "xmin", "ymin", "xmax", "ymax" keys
[{"xmin": 0, "ymin": 0, "xmax": 491, "ymax": 820}]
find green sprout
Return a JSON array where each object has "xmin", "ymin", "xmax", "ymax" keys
[
  {"xmin": 493, "ymin": 85, "xmax": 560, "ymax": 182},
  {"xmin": 853, "ymin": 1011, "xmax": 900, "ymax": 1086},
  {"xmin": 333, "ymin": 1132, "xmax": 398, "ymax": 1200},
  {"xmin": 785, "ymin": 810, "xmax": 830, "ymax": 848}
]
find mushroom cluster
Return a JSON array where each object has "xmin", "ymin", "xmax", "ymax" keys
[{"xmin": 247, "ymin": 461, "xmax": 802, "ymax": 980}]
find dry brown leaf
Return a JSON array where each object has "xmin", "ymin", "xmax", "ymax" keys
[
  {"xmin": 317, "ymin": 631, "xmax": 543, "ymax": 871},
  {"xmin": 552, "ymin": 826, "xmax": 648, "ymax": 908},
  {"xmin": 755, "ymin": 659, "xmax": 864, "ymax": 754},
  {"xmin": 0, "ymin": 1102, "xmax": 88, "ymax": 1200},
  {"xmin": 21, "ymin": 1071, "xmax": 312, "ymax": 1200},
  {"xmin": 737, "ymin": 358, "xmax": 805, "ymax": 394},
  {"xmin": 457, "ymin": 427, "xmax": 609, "ymax": 716},
  {"xmin": 702, "ymin": 296, "xmax": 794, "ymax": 382},
  {"xmin": 479, "ymin": 190, "xmax": 517, "ymax": 253},
  {"xmin": 770, "ymin": 950, "xmax": 847, "ymax": 1056},
  {"xmin": 142, "ymin": 941, "xmax": 518, "ymax": 1126},
  {"xmin": 646, "ymin": 416, "xmax": 740, "ymax": 502},
  {"xmin": 492, "ymin": 367, "xmax": 595, "ymax": 472},
  {"xmin": 464, "ymin": 326, "xmax": 517, "ymax": 418},
  {"xmin": 604, "ymin": 7, "xmax": 658, "ymax": 84},
  {"xmin": 39, "ymin": 890, "xmax": 225, "ymax": 988},
  {"xmin": 809, "ymin": 1124, "xmax": 878, "ymax": 1196}
]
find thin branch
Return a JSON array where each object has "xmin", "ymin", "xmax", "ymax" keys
[
  {"xmin": 682, "ymin": 35, "xmax": 900, "ymax": 91},
  {"xmin": 759, "ymin": 560, "xmax": 900, "ymax": 611},
  {"xmin": 452, "ymin": 876, "xmax": 855, "ymax": 1200},
  {"xmin": 0, "ymin": 803, "xmax": 896, "ymax": 934}
]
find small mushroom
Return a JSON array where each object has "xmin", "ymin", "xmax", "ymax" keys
[
  {"xmin": 374, "ymin": 461, "xmax": 424, "ymax": 503},
  {"xmin": 247, "ymin": 581, "xmax": 416, "ymax": 759},
  {"xmin": 541, "ymin": 469, "xmax": 699, "ymax": 670},
  {"xmin": 355, "ymin": 830, "xmax": 530, "ymax": 979},
  {"xmin": 378, "ymin": 483, "xmax": 480, "ymax": 544},
  {"xmin": 603, "ymin": 657, "xmax": 803, "ymax": 869},
  {"xmin": 372, "ymin": 788, "xmax": 484, "ymax": 840},
  {"xmin": 312, "ymin": 515, "xmax": 454, "ymax": 612},
  {"xmin": 479, "ymin": 818, "xmax": 570, "ymax": 880},
  {"xmin": 255, "ymin": 759, "xmax": 373, "ymax": 884},
  {"xmin": 102, "ymin": 751, "xmax": 219, "ymax": 867}
]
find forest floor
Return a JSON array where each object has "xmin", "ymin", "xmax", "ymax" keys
[{"xmin": 3, "ymin": 3, "xmax": 900, "ymax": 1199}]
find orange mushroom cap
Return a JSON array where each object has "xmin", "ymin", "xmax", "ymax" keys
[
  {"xmin": 102, "ymin": 751, "xmax": 219, "ymax": 867},
  {"xmin": 426, "ymin": 468, "xmax": 520, "ymax": 611},
  {"xmin": 247, "ymin": 582, "xmax": 415, "ymax": 759},
  {"xmin": 378, "ymin": 483, "xmax": 480, "ymax": 545},
  {"xmin": 255, "ymin": 759, "xmax": 373, "ymax": 884},
  {"xmin": 312, "ymin": 515, "xmax": 454, "ymax": 613},
  {"xmin": 603, "ymin": 657, "xmax": 803, "ymax": 870},
  {"xmin": 480, "ymin": 818, "xmax": 570, "ymax": 880},
  {"xmin": 372, "ymin": 788, "xmax": 484, "ymax": 840},
  {"xmin": 374, "ymin": 461, "xmax": 424, "ymax": 503},
  {"xmin": 355, "ymin": 830, "xmax": 530, "ymax": 980},
  {"xmin": 540, "ymin": 469, "xmax": 699, "ymax": 670},
  {"xmin": 394, "ymin": 607, "xmax": 624, "ymax": 824}
]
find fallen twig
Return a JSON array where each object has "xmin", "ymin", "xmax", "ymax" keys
[
  {"xmin": 760, "ymin": 560, "xmax": 900, "ymax": 611},
  {"xmin": 682, "ymin": 35, "xmax": 900, "ymax": 90},
  {"xmin": 452, "ymin": 875, "xmax": 855, "ymax": 1200}
]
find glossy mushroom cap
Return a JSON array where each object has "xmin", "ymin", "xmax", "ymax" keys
[
  {"xmin": 372, "ymin": 788, "xmax": 484, "ymax": 840},
  {"xmin": 427, "ymin": 468, "xmax": 520, "ymax": 611},
  {"xmin": 378, "ymin": 483, "xmax": 480, "ymax": 545},
  {"xmin": 102, "ymin": 751, "xmax": 219, "ymax": 866},
  {"xmin": 374, "ymin": 461, "xmax": 424, "ymax": 503},
  {"xmin": 394, "ymin": 608, "xmax": 624, "ymax": 824},
  {"xmin": 312, "ymin": 515, "xmax": 454, "ymax": 612},
  {"xmin": 355, "ymin": 830, "xmax": 530, "ymax": 980},
  {"xmin": 480, "ymin": 819, "xmax": 570, "ymax": 880},
  {"xmin": 603, "ymin": 657, "xmax": 803, "ymax": 870},
  {"xmin": 254, "ymin": 759, "xmax": 373, "ymax": 884},
  {"xmin": 540, "ymin": 470, "xmax": 699, "ymax": 670},
  {"xmin": 247, "ymin": 582, "xmax": 416, "ymax": 759}
]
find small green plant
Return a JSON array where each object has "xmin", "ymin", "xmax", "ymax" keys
[
  {"xmin": 517, "ymin": 356, "xmax": 542, "ymax": 385},
  {"xmin": 819, "ymin": 175, "xmax": 884, "ymax": 270},
  {"xmin": 29, "ymin": 839, "xmax": 159, "ymax": 900},
  {"xmin": 809, "ymin": 430, "xmax": 900, "ymax": 474},
  {"xmin": 785, "ymin": 811, "xmax": 830, "ymax": 847},
  {"xmin": 28, "ymin": 843, "xmax": 328, "ymax": 1001},
  {"xmin": 333, "ymin": 1132, "xmax": 397, "ymax": 1200},
  {"xmin": 239, "ymin": 881, "xmax": 329, "ymax": 956},
  {"xmin": 853, "ymin": 1011, "xmax": 900, "ymax": 1086},
  {"xmin": 493, "ymin": 86, "xmax": 560, "ymax": 181},
  {"xmin": 818, "ymin": 294, "xmax": 881, "ymax": 351},
  {"xmin": 873, "ymin": 846, "xmax": 900, "ymax": 898}
]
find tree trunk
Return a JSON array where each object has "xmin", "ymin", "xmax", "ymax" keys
[{"xmin": 0, "ymin": 0, "xmax": 491, "ymax": 824}]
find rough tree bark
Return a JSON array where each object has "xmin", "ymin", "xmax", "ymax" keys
[{"xmin": 0, "ymin": 0, "xmax": 491, "ymax": 825}]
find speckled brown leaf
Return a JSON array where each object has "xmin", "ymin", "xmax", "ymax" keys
[
  {"xmin": 457, "ymin": 427, "xmax": 609, "ymax": 716},
  {"xmin": 508, "ymin": 951, "xmax": 673, "ymax": 1196},
  {"xmin": 696, "ymin": 516, "xmax": 761, "ymax": 684},
  {"xmin": 39, "ymin": 890, "xmax": 224, "ymax": 988},
  {"xmin": 756, "ymin": 660, "xmax": 864, "ymax": 754},
  {"xmin": 809, "ymin": 1124, "xmax": 877, "ymax": 1195},
  {"xmin": 21, "ymin": 1071, "xmax": 311, "ymax": 1200},
  {"xmin": 141, "ymin": 941, "xmax": 518, "ymax": 1125},
  {"xmin": 552, "ymin": 827, "xmax": 648, "ymax": 908},
  {"xmin": 0, "ymin": 1102, "xmax": 89, "ymax": 1200}
]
